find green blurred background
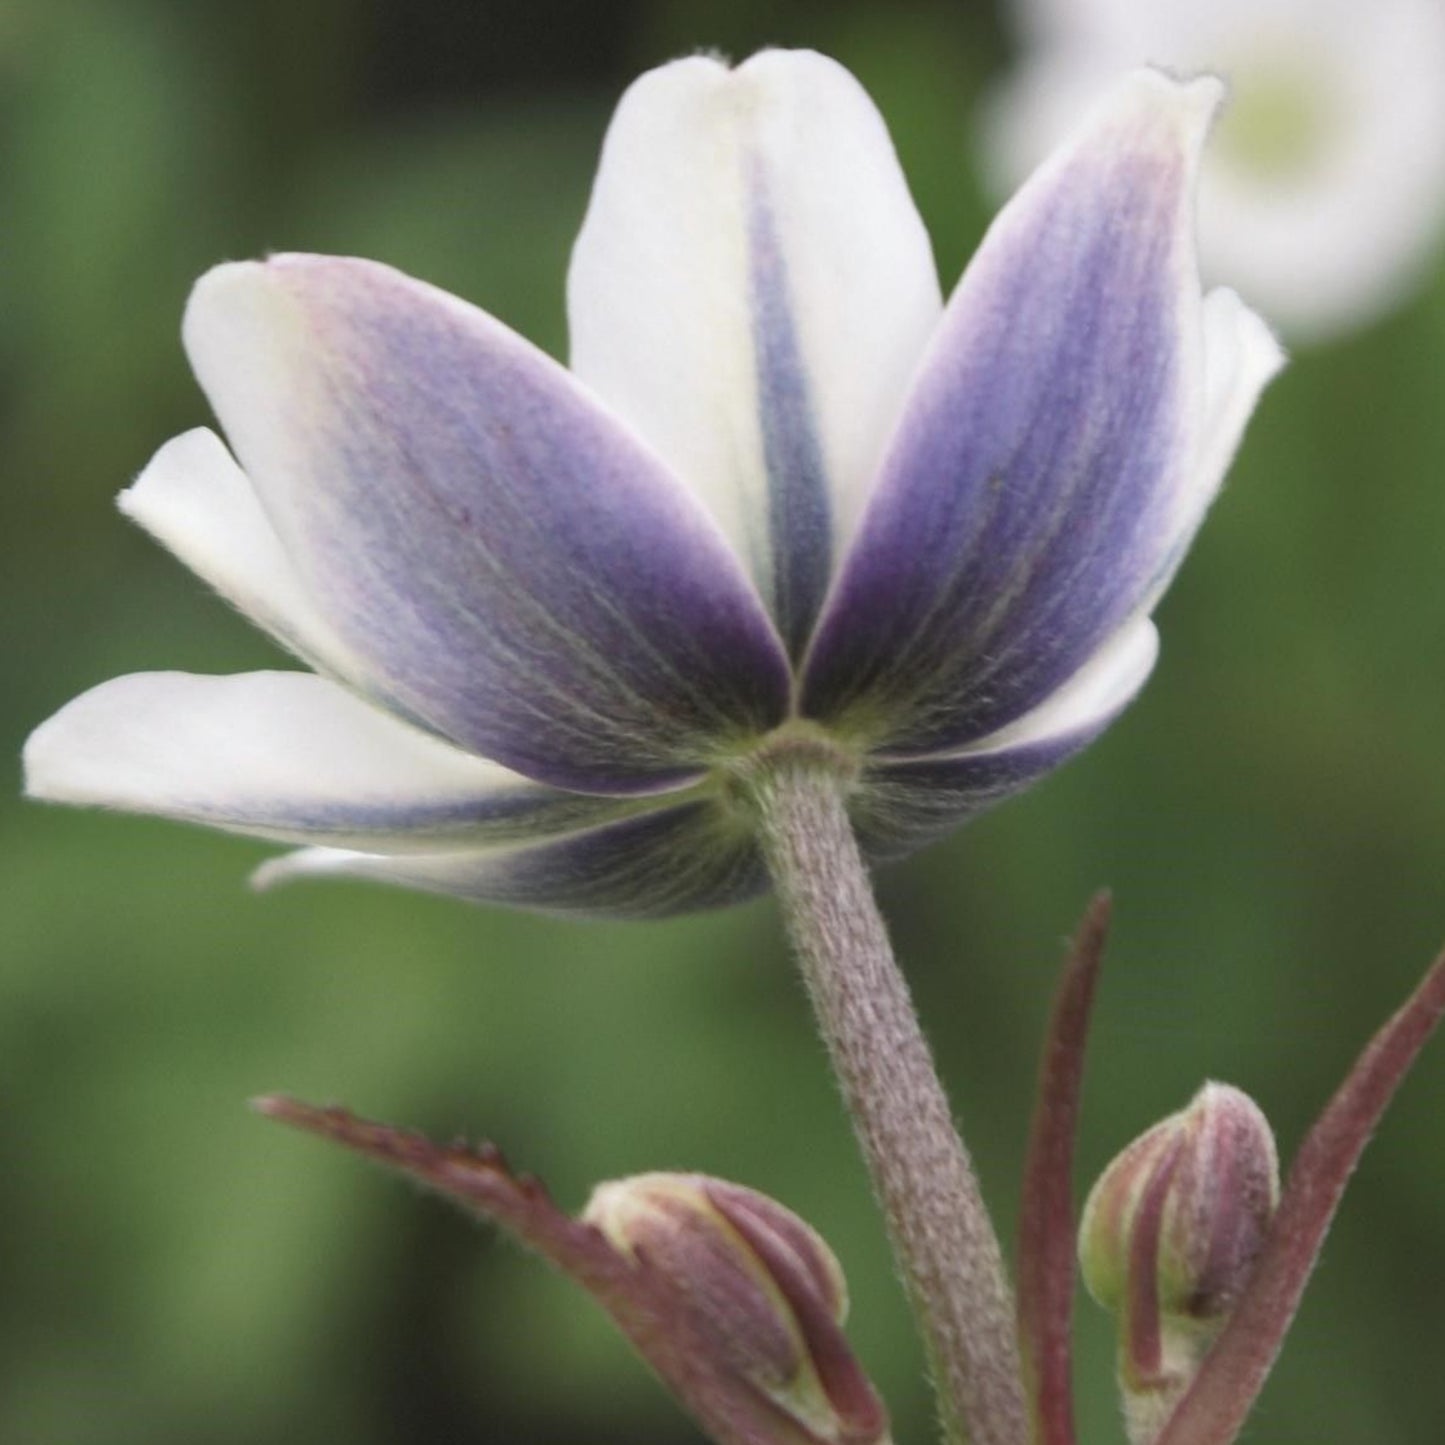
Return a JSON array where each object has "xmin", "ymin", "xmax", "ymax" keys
[{"xmin": 4, "ymin": 1, "xmax": 1445, "ymax": 1441}]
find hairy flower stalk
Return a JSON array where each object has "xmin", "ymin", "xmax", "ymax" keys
[{"xmin": 741, "ymin": 740, "xmax": 1027, "ymax": 1445}]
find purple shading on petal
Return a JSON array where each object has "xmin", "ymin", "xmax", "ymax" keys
[
  {"xmin": 266, "ymin": 799, "xmax": 767, "ymax": 921},
  {"xmin": 747, "ymin": 159, "xmax": 833, "ymax": 659},
  {"xmin": 460, "ymin": 802, "xmax": 766, "ymax": 918},
  {"xmin": 853, "ymin": 724, "xmax": 1118, "ymax": 863},
  {"xmin": 803, "ymin": 115, "xmax": 1198, "ymax": 755},
  {"xmin": 203, "ymin": 779, "xmax": 654, "ymax": 851},
  {"xmin": 189, "ymin": 258, "xmax": 792, "ymax": 795}
]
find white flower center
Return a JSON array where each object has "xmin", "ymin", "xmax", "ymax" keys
[{"xmin": 1214, "ymin": 59, "xmax": 1335, "ymax": 182}]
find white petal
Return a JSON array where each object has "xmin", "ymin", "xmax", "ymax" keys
[
  {"xmin": 1125, "ymin": 286, "xmax": 1286, "ymax": 614},
  {"xmin": 119, "ymin": 428, "xmax": 361, "ymax": 676},
  {"xmin": 1195, "ymin": 288, "xmax": 1285, "ymax": 508},
  {"xmin": 23, "ymin": 671, "xmax": 649, "ymax": 852},
  {"xmin": 944, "ymin": 617, "xmax": 1160, "ymax": 759},
  {"xmin": 569, "ymin": 49, "xmax": 942, "ymax": 652},
  {"xmin": 1126, "ymin": 288, "xmax": 1284, "ymax": 617}
]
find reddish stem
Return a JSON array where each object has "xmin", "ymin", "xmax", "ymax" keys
[
  {"xmin": 1155, "ymin": 943, "xmax": 1445, "ymax": 1445},
  {"xmin": 1016, "ymin": 893, "xmax": 1111, "ymax": 1445},
  {"xmin": 252, "ymin": 1096, "xmax": 839, "ymax": 1445}
]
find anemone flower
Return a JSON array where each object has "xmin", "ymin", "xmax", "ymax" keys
[
  {"xmin": 983, "ymin": 0, "xmax": 1445, "ymax": 340},
  {"xmin": 24, "ymin": 52, "xmax": 1281, "ymax": 920}
]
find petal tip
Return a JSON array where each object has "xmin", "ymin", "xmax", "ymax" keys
[
  {"xmin": 1093, "ymin": 67, "xmax": 1225, "ymax": 172},
  {"xmin": 251, "ymin": 847, "xmax": 352, "ymax": 893},
  {"xmin": 185, "ymin": 257, "xmax": 269, "ymax": 313},
  {"xmin": 250, "ymin": 853, "xmax": 299, "ymax": 892},
  {"xmin": 1135, "ymin": 65, "xmax": 1226, "ymax": 128},
  {"xmin": 1206, "ymin": 287, "xmax": 1288, "ymax": 382},
  {"xmin": 182, "ymin": 258, "xmax": 297, "ymax": 370},
  {"xmin": 613, "ymin": 51, "xmax": 729, "ymax": 111},
  {"xmin": 183, "ymin": 255, "xmax": 345, "ymax": 348},
  {"xmin": 19, "ymin": 724, "xmax": 56, "ymax": 803},
  {"xmin": 115, "ymin": 426, "xmax": 222, "ymax": 521},
  {"xmin": 20, "ymin": 677, "xmax": 162, "ymax": 811},
  {"xmin": 619, "ymin": 47, "xmax": 862, "ymax": 132},
  {"xmin": 21, "ymin": 702, "xmax": 91, "ymax": 806},
  {"xmin": 734, "ymin": 46, "xmax": 846, "ymax": 83}
]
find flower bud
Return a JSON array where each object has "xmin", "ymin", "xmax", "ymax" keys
[
  {"xmin": 1078, "ymin": 1083, "xmax": 1279, "ymax": 1442},
  {"xmin": 585, "ymin": 1173, "xmax": 889, "ymax": 1445}
]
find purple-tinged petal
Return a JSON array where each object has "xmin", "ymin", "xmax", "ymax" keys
[
  {"xmin": 254, "ymin": 799, "xmax": 766, "ymax": 921},
  {"xmin": 569, "ymin": 50, "xmax": 942, "ymax": 656},
  {"xmin": 853, "ymin": 621, "xmax": 1157, "ymax": 860},
  {"xmin": 1016, "ymin": 893, "xmax": 1110, "ymax": 1445},
  {"xmin": 1154, "ymin": 945, "xmax": 1445, "ymax": 1445},
  {"xmin": 183, "ymin": 255, "xmax": 791, "ymax": 794},
  {"xmin": 23, "ymin": 671, "xmax": 659, "ymax": 852},
  {"xmin": 118, "ymin": 428, "xmax": 367, "ymax": 681},
  {"xmin": 804, "ymin": 71, "xmax": 1222, "ymax": 755}
]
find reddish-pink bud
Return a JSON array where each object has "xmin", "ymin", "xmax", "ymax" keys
[
  {"xmin": 585, "ymin": 1173, "xmax": 890, "ymax": 1445},
  {"xmin": 1079, "ymin": 1083, "xmax": 1279, "ymax": 1443}
]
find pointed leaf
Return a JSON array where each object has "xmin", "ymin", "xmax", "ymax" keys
[
  {"xmin": 1154, "ymin": 944, "xmax": 1445, "ymax": 1445},
  {"xmin": 256, "ymin": 1098, "xmax": 879, "ymax": 1445},
  {"xmin": 1016, "ymin": 893, "xmax": 1110, "ymax": 1445}
]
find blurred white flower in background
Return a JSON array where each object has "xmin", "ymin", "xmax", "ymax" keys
[{"xmin": 983, "ymin": 0, "xmax": 1445, "ymax": 341}]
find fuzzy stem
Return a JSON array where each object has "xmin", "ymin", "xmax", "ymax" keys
[{"xmin": 745, "ymin": 748, "xmax": 1028, "ymax": 1445}]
